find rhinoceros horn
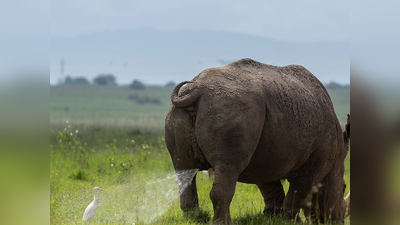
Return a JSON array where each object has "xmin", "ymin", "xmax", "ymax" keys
[{"xmin": 171, "ymin": 81, "xmax": 200, "ymax": 108}]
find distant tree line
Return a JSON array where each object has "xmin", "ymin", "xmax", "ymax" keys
[
  {"xmin": 64, "ymin": 76, "xmax": 90, "ymax": 85},
  {"xmin": 63, "ymin": 75, "xmax": 347, "ymax": 91},
  {"xmin": 325, "ymin": 82, "xmax": 350, "ymax": 90},
  {"xmin": 63, "ymin": 75, "xmax": 176, "ymax": 88},
  {"xmin": 63, "ymin": 74, "xmax": 116, "ymax": 86},
  {"xmin": 129, "ymin": 79, "xmax": 145, "ymax": 90},
  {"xmin": 93, "ymin": 74, "xmax": 117, "ymax": 85}
]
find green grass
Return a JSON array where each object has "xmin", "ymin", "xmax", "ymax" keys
[{"xmin": 50, "ymin": 124, "xmax": 351, "ymax": 225}]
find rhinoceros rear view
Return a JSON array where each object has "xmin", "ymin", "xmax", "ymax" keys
[{"xmin": 165, "ymin": 58, "xmax": 349, "ymax": 224}]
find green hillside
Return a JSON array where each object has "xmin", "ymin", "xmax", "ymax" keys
[
  {"xmin": 50, "ymin": 85, "xmax": 173, "ymax": 132},
  {"xmin": 50, "ymin": 85, "xmax": 350, "ymax": 132}
]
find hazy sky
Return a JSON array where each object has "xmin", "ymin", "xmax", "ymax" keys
[
  {"xmin": 1, "ymin": 0, "xmax": 399, "ymax": 86},
  {"xmin": 47, "ymin": 0, "xmax": 355, "ymax": 85},
  {"xmin": 51, "ymin": 0, "xmax": 348, "ymax": 42}
]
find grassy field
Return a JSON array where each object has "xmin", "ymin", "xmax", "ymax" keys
[
  {"xmin": 50, "ymin": 85, "xmax": 350, "ymax": 132},
  {"xmin": 50, "ymin": 85, "xmax": 350, "ymax": 224},
  {"xmin": 50, "ymin": 85, "xmax": 173, "ymax": 132}
]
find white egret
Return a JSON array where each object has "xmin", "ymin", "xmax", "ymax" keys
[{"xmin": 83, "ymin": 187, "xmax": 105, "ymax": 222}]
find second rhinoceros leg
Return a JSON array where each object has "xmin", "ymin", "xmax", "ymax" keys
[
  {"xmin": 209, "ymin": 165, "xmax": 240, "ymax": 224},
  {"xmin": 257, "ymin": 180, "xmax": 285, "ymax": 216},
  {"xmin": 312, "ymin": 162, "xmax": 347, "ymax": 224},
  {"xmin": 283, "ymin": 183, "xmax": 313, "ymax": 222}
]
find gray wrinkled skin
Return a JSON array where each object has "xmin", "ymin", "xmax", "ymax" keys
[{"xmin": 165, "ymin": 58, "xmax": 349, "ymax": 224}]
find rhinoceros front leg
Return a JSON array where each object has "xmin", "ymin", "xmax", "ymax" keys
[
  {"xmin": 209, "ymin": 165, "xmax": 239, "ymax": 224},
  {"xmin": 257, "ymin": 180, "xmax": 285, "ymax": 216}
]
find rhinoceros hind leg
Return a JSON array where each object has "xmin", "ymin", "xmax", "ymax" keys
[{"xmin": 209, "ymin": 165, "xmax": 240, "ymax": 224}]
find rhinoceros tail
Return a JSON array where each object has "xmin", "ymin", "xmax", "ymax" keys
[{"xmin": 171, "ymin": 81, "xmax": 200, "ymax": 108}]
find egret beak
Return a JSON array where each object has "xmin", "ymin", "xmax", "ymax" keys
[{"xmin": 99, "ymin": 188, "xmax": 105, "ymax": 191}]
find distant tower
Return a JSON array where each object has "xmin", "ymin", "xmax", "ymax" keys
[{"xmin": 60, "ymin": 58, "xmax": 65, "ymax": 84}]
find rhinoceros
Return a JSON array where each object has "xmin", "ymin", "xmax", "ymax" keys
[{"xmin": 165, "ymin": 58, "xmax": 349, "ymax": 224}]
